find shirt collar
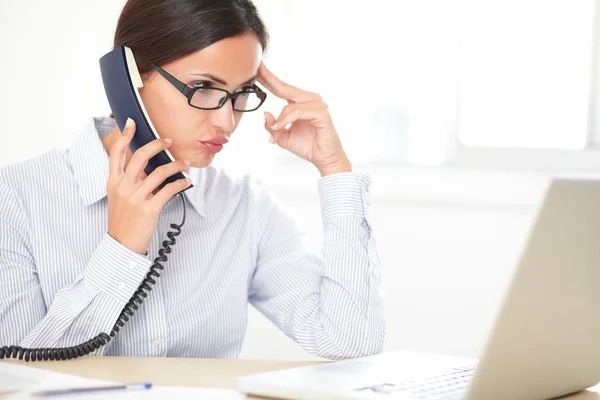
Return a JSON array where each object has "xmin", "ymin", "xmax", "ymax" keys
[{"xmin": 67, "ymin": 117, "xmax": 206, "ymax": 217}]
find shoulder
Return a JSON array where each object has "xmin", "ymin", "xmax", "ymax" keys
[{"xmin": 0, "ymin": 149, "xmax": 67, "ymax": 196}]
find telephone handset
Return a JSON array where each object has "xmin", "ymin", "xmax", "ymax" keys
[
  {"xmin": 0, "ymin": 46, "xmax": 187, "ymax": 362},
  {"xmin": 100, "ymin": 46, "xmax": 193, "ymax": 192}
]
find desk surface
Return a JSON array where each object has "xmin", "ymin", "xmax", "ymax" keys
[
  {"xmin": 4, "ymin": 357, "xmax": 600, "ymax": 399},
  {"xmin": 2, "ymin": 357, "xmax": 319, "ymax": 399}
]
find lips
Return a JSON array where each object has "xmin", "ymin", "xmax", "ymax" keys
[
  {"xmin": 198, "ymin": 137, "xmax": 228, "ymax": 154},
  {"xmin": 201, "ymin": 137, "xmax": 229, "ymax": 145}
]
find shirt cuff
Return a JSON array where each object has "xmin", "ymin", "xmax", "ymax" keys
[
  {"xmin": 83, "ymin": 233, "xmax": 153, "ymax": 303},
  {"xmin": 317, "ymin": 172, "xmax": 371, "ymax": 221}
]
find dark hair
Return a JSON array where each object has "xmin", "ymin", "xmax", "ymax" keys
[{"xmin": 113, "ymin": 0, "xmax": 269, "ymax": 77}]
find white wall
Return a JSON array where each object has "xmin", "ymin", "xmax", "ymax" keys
[{"xmin": 0, "ymin": 0, "xmax": 558, "ymax": 362}]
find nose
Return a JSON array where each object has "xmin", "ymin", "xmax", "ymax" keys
[{"xmin": 210, "ymin": 97, "xmax": 235, "ymax": 133}]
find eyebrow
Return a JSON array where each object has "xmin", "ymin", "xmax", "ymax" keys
[{"xmin": 189, "ymin": 72, "xmax": 257, "ymax": 87}]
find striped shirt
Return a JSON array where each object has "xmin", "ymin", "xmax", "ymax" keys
[{"xmin": 0, "ymin": 117, "xmax": 384, "ymax": 360}]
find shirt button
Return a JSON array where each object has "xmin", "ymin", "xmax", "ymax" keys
[
  {"xmin": 128, "ymin": 260, "xmax": 136, "ymax": 270},
  {"xmin": 117, "ymin": 281, "xmax": 126, "ymax": 290},
  {"xmin": 371, "ymin": 268, "xmax": 378, "ymax": 279},
  {"xmin": 151, "ymin": 338, "xmax": 161, "ymax": 347}
]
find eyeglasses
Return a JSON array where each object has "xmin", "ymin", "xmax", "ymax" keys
[{"xmin": 152, "ymin": 65, "xmax": 267, "ymax": 112}]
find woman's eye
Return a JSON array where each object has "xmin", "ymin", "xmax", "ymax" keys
[
  {"xmin": 193, "ymin": 82, "xmax": 211, "ymax": 90},
  {"xmin": 193, "ymin": 81, "xmax": 211, "ymax": 88},
  {"xmin": 236, "ymin": 86, "xmax": 256, "ymax": 94},
  {"xmin": 193, "ymin": 82, "xmax": 213, "ymax": 95}
]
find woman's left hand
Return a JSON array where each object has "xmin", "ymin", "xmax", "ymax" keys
[{"xmin": 258, "ymin": 62, "xmax": 352, "ymax": 176}]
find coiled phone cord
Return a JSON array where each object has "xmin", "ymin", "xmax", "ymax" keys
[{"xmin": 0, "ymin": 193, "xmax": 187, "ymax": 362}]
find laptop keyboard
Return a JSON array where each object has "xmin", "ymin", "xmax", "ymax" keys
[{"xmin": 355, "ymin": 365, "xmax": 476, "ymax": 399}]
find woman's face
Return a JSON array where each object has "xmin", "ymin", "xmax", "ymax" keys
[{"xmin": 139, "ymin": 33, "xmax": 262, "ymax": 168}]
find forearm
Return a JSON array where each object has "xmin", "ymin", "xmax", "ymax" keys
[{"xmin": 11, "ymin": 233, "xmax": 151, "ymax": 355}]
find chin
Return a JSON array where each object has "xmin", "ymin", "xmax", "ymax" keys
[{"xmin": 190, "ymin": 154, "xmax": 215, "ymax": 168}]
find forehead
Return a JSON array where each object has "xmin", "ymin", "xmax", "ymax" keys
[{"xmin": 171, "ymin": 33, "xmax": 262, "ymax": 82}]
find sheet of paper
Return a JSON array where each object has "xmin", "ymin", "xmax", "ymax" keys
[
  {"xmin": 0, "ymin": 361, "xmax": 113, "ymax": 394},
  {"xmin": 0, "ymin": 369, "xmax": 39, "ymax": 393},
  {"xmin": 1, "ymin": 361, "xmax": 246, "ymax": 399},
  {"xmin": 7, "ymin": 386, "xmax": 246, "ymax": 399}
]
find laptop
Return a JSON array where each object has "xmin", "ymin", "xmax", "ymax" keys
[{"xmin": 236, "ymin": 178, "xmax": 600, "ymax": 400}]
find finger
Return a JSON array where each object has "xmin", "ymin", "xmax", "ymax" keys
[
  {"xmin": 271, "ymin": 104, "xmax": 329, "ymax": 145},
  {"xmin": 149, "ymin": 177, "xmax": 193, "ymax": 209},
  {"xmin": 263, "ymin": 111, "xmax": 277, "ymax": 142},
  {"xmin": 264, "ymin": 111, "xmax": 291, "ymax": 145},
  {"xmin": 271, "ymin": 126, "xmax": 291, "ymax": 148},
  {"xmin": 258, "ymin": 62, "xmax": 320, "ymax": 103},
  {"xmin": 108, "ymin": 118, "xmax": 135, "ymax": 181},
  {"xmin": 134, "ymin": 159, "xmax": 190, "ymax": 200},
  {"xmin": 124, "ymin": 137, "xmax": 173, "ymax": 184},
  {"xmin": 271, "ymin": 101, "xmax": 327, "ymax": 129},
  {"xmin": 271, "ymin": 102, "xmax": 328, "ymax": 130}
]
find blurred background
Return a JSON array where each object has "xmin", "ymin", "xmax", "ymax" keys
[{"xmin": 1, "ymin": 0, "xmax": 599, "ymax": 361}]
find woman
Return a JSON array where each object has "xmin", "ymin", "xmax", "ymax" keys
[{"xmin": 0, "ymin": 0, "xmax": 384, "ymax": 361}]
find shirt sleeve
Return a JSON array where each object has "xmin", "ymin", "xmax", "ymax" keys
[
  {"xmin": 0, "ymin": 179, "xmax": 152, "ymax": 356},
  {"xmin": 248, "ymin": 172, "xmax": 385, "ymax": 360}
]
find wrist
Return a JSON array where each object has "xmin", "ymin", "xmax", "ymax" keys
[{"xmin": 316, "ymin": 155, "xmax": 352, "ymax": 177}]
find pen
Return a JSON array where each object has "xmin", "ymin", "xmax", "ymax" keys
[{"xmin": 30, "ymin": 382, "xmax": 152, "ymax": 397}]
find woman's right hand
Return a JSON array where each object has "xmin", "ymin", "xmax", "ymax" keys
[{"xmin": 106, "ymin": 118, "xmax": 192, "ymax": 255}]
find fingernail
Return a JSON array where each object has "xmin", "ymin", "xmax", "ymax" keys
[
  {"xmin": 183, "ymin": 160, "xmax": 190, "ymax": 166},
  {"xmin": 269, "ymin": 136, "xmax": 274, "ymax": 144},
  {"xmin": 164, "ymin": 138, "xmax": 172, "ymax": 144},
  {"xmin": 125, "ymin": 118, "xmax": 133, "ymax": 129},
  {"xmin": 185, "ymin": 178, "xmax": 192, "ymax": 184},
  {"xmin": 271, "ymin": 123, "xmax": 279, "ymax": 130},
  {"xmin": 264, "ymin": 112, "xmax": 268, "ymax": 120}
]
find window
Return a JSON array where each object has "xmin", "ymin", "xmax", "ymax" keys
[
  {"xmin": 269, "ymin": 0, "xmax": 600, "ymax": 172},
  {"xmin": 457, "ymin": 0, "xmax": 595, "ymax": 151},
  {"xmin": 451, "ymin": 0, "xmax": 600, "ymax": 173}
]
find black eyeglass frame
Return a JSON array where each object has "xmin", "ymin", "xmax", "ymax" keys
[{"xmin": 152, "ymin": 64, "xmax": 267, "ymax": 112}]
